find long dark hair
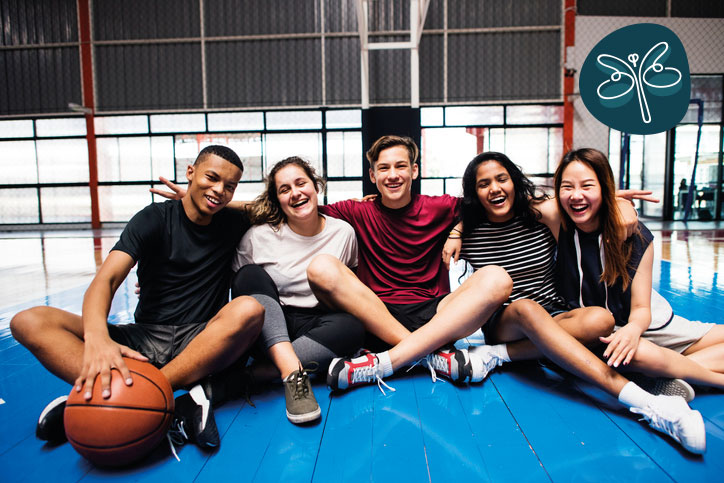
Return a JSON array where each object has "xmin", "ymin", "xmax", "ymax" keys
[
  {"xmin": 554, "ymin": 148, "xmax": 636, "ymax": 289},
  {"xmin": 247, "ymin": 156, "xmax": 325, "ymax": 227},
  {"xmin": 460, "ymin": 152, "xmax": 547, "ymax": 236}
]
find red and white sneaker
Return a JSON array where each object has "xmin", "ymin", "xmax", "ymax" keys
[
  {"xmin": 424, "ymin": 348, "xmax": 481, "ymax": 383},
  {"xmin": 327, "ymin": 350, "xmax": 395, "ymax": 394}
]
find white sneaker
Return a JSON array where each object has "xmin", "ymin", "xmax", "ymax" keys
[
  {"xmin": 630, "ymin": 395, "xmax": 706, "ymax": 454},
  {"xmin": 467, "ymin": 345, "xmax": 504, "ymax": 383}
]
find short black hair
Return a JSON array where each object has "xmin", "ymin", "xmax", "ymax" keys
[{"xmin": 194, "ymin": 145, "xmax": 244, "ymax": 173}]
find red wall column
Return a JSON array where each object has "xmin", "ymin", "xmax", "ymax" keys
[
  {"xmin": 77, "ymin": 0, "xmax": 100, "ymax": 228},
  {"xmin": 563, "ymin": 0, "xmax": 576, "ymax": 153}
]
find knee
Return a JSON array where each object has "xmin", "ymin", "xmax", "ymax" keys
[
  {"xmin": 10, "ymin": 306, "xmax": 48, "ymax": 345},
  {"xmin": 472, "ymin": 265, "xmax": 512, "ymax": 303},
  {"xmin": 506, "ymin": 299, "xmax": 543, "ymax": 329},
  {"xmin": 579, "ymin": 307, "xmax": 615, "ymax": 338},
  {"xmin": 231, "ymin": 264, "xmax": 276, "ymax": 298},
  {"xmin": 227, "ymin": 296, "xmax": 265, "ymax": 337},
  {"xmin": 306, "ymin": 254, "xmax": 345, "ymax": 292}
]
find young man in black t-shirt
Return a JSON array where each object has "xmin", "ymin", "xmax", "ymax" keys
[{"xmin": 11, "ymin": 145, "xmax": 263, "ymax": 449}]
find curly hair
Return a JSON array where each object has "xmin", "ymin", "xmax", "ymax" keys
[
  {"xmin": 247, "ymin": 157, "xmax": 325, "ymax": 227},
  {"xmin": 460, "ymin": 151, "xmax": 547, "ymax": 237}
]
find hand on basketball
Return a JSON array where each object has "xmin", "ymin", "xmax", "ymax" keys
[
  {"xmin": 600, "ymin": 324, "xmax": 641, "ymax": 368},
  {"xmin": 149, "ymin": 176, "xmax": 186, "ymax": 200},
  {"xmin": 76, "ymin": 334, "xmax": 148, "ymax": 401},
  {"xmin": 442, "ymin": 237, "xmax": 462, "ymax": 271}
]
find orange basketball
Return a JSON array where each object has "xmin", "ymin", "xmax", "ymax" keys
[{"xmin": 64, "ymin": 357, "xmax": 174, "ymax": 467}]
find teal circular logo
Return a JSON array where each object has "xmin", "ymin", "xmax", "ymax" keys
[{"xmin": 579, "ymin": 23, "xmax": 690, "ymax": 135}]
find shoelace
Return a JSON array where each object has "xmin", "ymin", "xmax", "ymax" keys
[
  {"xmin": 291, "ymin": 370, "xmax": 310, "ymax": 400},
  {"xmin": 408, "ymin": 354, "xmax": 449, "ymax": 383},
  {"xmin": 631, "ymin": 407, "xmax": 680, "ymax": 441},
  {"xmin": 350, "ymin": 359, "xmax": 396, "ymax": 395},
  {"xmin": 166, "ymin": 419, "xmax": 188, "ymax": 462}
]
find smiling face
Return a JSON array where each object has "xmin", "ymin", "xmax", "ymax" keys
[
  {"xmin": 475, "ymin": 160, "xmax": 515, "ymax": 223},
  {"xmin": 558, "ymin": 160, "xmax": 603, "ymax": 232},
  {"xmin": 273, "ymin": 164, "xmax": 319, "ymax": 225},
  {"xmin": 184, "ymin": 153, "xmax": 241, "ymax": 224},
  {"xmin": 369, "ymin": 145, "xmax": 419, "ymax": 209}
]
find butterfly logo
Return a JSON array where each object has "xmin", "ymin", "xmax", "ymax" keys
[{"xmin": 596, "ymin": 42, "xmax": 683, "ymax": 124}]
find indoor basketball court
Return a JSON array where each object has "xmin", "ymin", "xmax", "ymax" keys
[{"xmin": 1, "ymin": 1, "xmax": 724, "ymax": 481}]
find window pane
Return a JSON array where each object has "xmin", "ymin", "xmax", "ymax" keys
[
  {"xmin": 94, "ymin": 115, "xmax": 149, "ymax": 135},
  {"xmin": 208, "ymin": 112, "xmax": 264, "ymax": 132},
  {"xmin": 0, "ymin": 140, "xmax": 38, "ymax": 184},
  {"xmin": 173, "ymin": 133, "xmax": 263, "ymax": 182},
  {"xmin": 488, "ymin": 128, "xmax": 505, "ymax": 152},
  {"xmin": 40, "ymin": 187, "xmax": 91, "ymax": 223},
  {"xmin": 151, "ymin": 114, "xmax": 206, "ymax": 133},
  {"xmin": 36, "ymin": 118, "xmax": 86, "ymax": 137},
  {"xmin": 233, "ymin": 182, "xmax": 265, "ymax": 201},
  {"xmin": 421, "ymin": 107, "xmax": 444, "ymax": 127},
  {"xmin": 421, "ymin": 178, "xmax": 445, "ymax": 196},
  {"xmin": 548, "ymin": 127, "xmax": 563, "ymax": 172},
  {"xmin": 326, "ymin": 131, "xmax": 362, "ymax": 177},
  {"xmin": 444, "ymin": 178, "xmax": 463, "ymax": 197},
  {"xmin": 99, "ymin": 185, "xmax": 153, "ymax": 222},
  {"xmin": 641, "ymin": 132, "xmax": 666, "ymax": 217},
  {"xmin": 505, "ymin": 128, "xmax": 549, "ymax": 174},
  {"xmin": 609, "ymin": 130, "xmax": 622, "ymax": 182},
  {"xmin": 37, "ymin": 139, "xmax": 89, "ymax": 183},
  {"xmin": 151, "ymin": 136, "xmax": 175, "ymax": 181},
  {"xmin": 326, "ymin": 109, "xmax": 361, "ymax": 129},
  {"xmin": 264, "ymin": 133, "xmax": 322, "ymax": 175},
  {"xmin": 266, "ymin": 111, "xmax": 322, "ymax": 130},
  {"xmin": 0, "ymin": 188, "xmax": 39, "ymax": 223},
  {"xmin": 507, "ymin": 105, "xmax": 563, "ymax": 125},
  {"xmin": 0, "ymin": 120, "xmax": 33, "ymax": 138},
  {"xmin": 420, "ymin": 127, "xmax": 477, "ymax": 177},
  {"xmin": 325, "ymin": 180, "xmax": 362, "ymax": 204},
  {"xmin": 97, "ymin": 137, "xmax": 153, "ymax": 182},
  {"xmin": 445, "ymin": 106, "xmax": 504, "ymax": 126}
]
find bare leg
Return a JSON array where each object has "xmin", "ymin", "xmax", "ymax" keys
[
  {"xmin": 307, "ymin": 254, "xmax": 411, "ymax": 345},
  {"xmin": 498, "ymin": 306, "xmax": 613, "ymax": 360},
  {"xmin": 10, "ymin": 306, "xmax": 86, "ymax": 384},
  {"xmin": 387, "ymin": 265, "xmax": 512, "ymax": 371},
  {"xmin": 683, "ymin": 325, "xmax": 724, "ymax": 373},
  {"xmin": 160, "ymin": 296, "xmax": 263, "ymax": 389},
  {"xmin": 491, "ymin": 300, "xmax": 628, "ymax": 397},
  {"xmin": 628, "ymin": 338, "xmax": 724, "ymax": 390}
]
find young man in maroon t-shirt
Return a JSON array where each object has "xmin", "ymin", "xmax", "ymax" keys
[{"xmin": 310, "ymin": 135, "xmax": 512, "ymax": 391}]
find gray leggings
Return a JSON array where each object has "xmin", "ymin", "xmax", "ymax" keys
[{"xmin": 231, "ymin": 264, "xmax": 364, "ymax": 371}]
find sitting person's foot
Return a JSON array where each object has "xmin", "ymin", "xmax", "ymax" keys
[
  {"xmin": 467, "ymin": 344, "xmax": 505, "ymax": 382},
  {"xmin": 425, "ymin": 347, "xmax": 480, "ymax": 383},
  {"xmin": 630, "ymin": 394, "xmax": 706, "ymax": 454},
  {"xmin": 173, "ymin": 383, "xmax": 220, "ymax": 449},
  {"xmin": 627, "ymin": 373, "xmax": 695, "ymax": 402},
  {"xmin": 327, "ymin": 350, "xmax": 395, "ymax": 394},
  {"xmin": 36, "ymin": 395, "xmax": 68, "ymax": 443},
  {"xmin": 283, "ymin": 366, "xmax": 321, "ymax": 424}
]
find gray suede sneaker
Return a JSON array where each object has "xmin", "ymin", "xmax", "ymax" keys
[{"xmin": 283, "ymin": 367, "xmax": 321, "ymax": 424}]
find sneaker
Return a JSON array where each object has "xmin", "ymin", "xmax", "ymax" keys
[
  {"xmin": 424, "ymin": 348, "xmax": 473, "ymax": 383},
  {"xmin": 174, "ymin": 383, "xmax": 220, "ymax": 449},
  {"xmin": 283, "ymin": 367, "xmax": 321, "ymax": 424},
  {"xmin": 467, "ymin": 345, "xmax": 504, "ymax": 383},
  {"xmin": 327, "ymin": 351, "xmax": 395, "ymax": 394},
  {"xmin": 630, "ymin": 394, "xmax": 706, "ymax": 454},
  {"xmin": 628, "ymin": 373, "xmax": 695, "ymax": 402},
  {"xmin": 36, "ymin": 395, "xmax": 68, "ymax": 443}
]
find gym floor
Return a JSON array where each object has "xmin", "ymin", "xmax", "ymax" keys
[{"xmin": 1, "ymin": 223, "xmax": 723, "ymax": 482}]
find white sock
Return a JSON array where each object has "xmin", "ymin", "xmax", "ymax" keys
[
  {"xmin": 618, "ymin": 381, "xmax": 654, "ymax": 409},
  {"xmin": 470, "ymin": 344, "xmax": 510, "ymax": 363},
  {"xmin": 492, "ymin": 344, "xmax": 511, "ymax": 363},
  {"xmin": 376, "ymin": 351, "xmax": 394, "ymax": 377}
]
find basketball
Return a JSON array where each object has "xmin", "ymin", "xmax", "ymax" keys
[{"xmin": 64, "ymin": 357, "xmax": 175, "ymax": 467}]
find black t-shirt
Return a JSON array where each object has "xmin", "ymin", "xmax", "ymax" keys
[
  {"xmin": 556, "ymin": 221, "xmax": 653, "ymax": 326},
  {"xmin": 112, "ymin": 200, "xmax": 249, "ymax": 326}
]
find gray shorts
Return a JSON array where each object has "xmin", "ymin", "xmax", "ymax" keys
[
  {"xmin": 615, "ymin": 315, "xmax": 714, "ymax": 354},
  {"xmin": 107, "ymin": 322, "xmax": 207, "ymax": 367}
]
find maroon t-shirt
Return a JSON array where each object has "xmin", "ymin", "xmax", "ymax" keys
[{"xmin": 321, "ymin": 194, "xmax": 459, "ymax": 304}]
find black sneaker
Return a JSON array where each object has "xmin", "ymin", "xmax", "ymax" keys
[
  {"xmin": 283, "ymin": 367, "xmax": 321, "ymax": 424},
  {"xmin": 36, "ymin": 395, "xmax": 68, "ymax": 443},
  {"xmin": 174, "ymin": 384, "xmax": 220, "ymax": 449}
]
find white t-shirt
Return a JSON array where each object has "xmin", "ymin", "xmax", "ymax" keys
[{"xmin": 232, "ymin": 216, "xmax": 358, "ymax": 308}]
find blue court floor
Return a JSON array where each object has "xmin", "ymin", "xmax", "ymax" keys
[{"xmin": 1, "ymin": 226, "xmax": 723, "ymax": 482}]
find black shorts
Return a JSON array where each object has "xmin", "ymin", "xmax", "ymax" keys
[
  {"xmin": 364, "ymin": 295, "xmax": 447, "ymax": 352},
  {"xmin": 107, "ymin": 322, "xmax": 207, "ymax": 368},
  {"xmin": 482, "ymin": 302, "xmax": 567, "ymax": 344}
]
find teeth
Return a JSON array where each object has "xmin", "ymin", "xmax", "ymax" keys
[
  {"xmin": 291, "ymin": 199, "xmax": 308, "ymax": 208},
  {"xmin": 571, "ymin": 204, "xmax": 587, "ymax": 212},
  {"xmin": 490, "ymin": 196, "xmax": 505, "ymax": 205},
  {"xmin": 205, "ymin": 195, "xmax": 220, "ymax": 205}
]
